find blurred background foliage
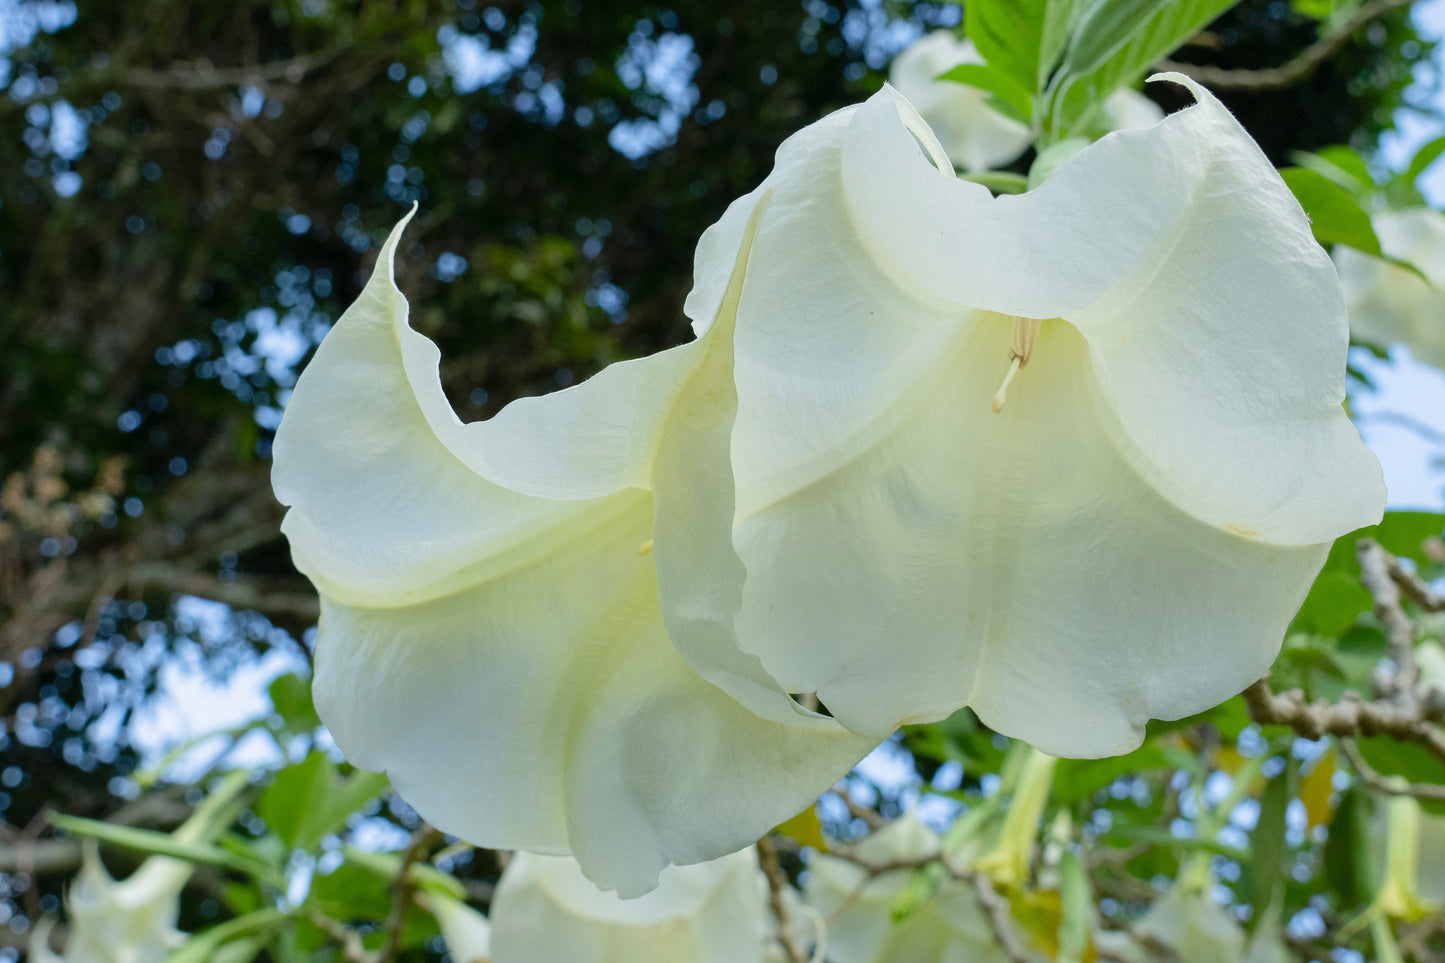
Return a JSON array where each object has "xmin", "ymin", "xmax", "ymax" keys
[{"xmin": 0, "ymin": 0, "xmax": 1443, "ymax": 960}]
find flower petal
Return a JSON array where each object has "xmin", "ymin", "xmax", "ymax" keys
[
  {"xmin": 736, "ymin": 317, "xmax": 1327, "ymax": 752},
  {"xmin": 719, "ymin": 87, "xmax": 1329, "ymax": 747},
  {"xmin": 836, "ymin": 79, "xmax": 1382, "ymax": 546},
  {"xmin": 277, "ymin": 209, "xmax": 872, "ymax": 896},
  {"xmin": 887, "ymin": 30, "xmax": 1032, "ymax": 173},
  {"xmin": 490, "ymin": 850, "xmax": 770, "ymax": 962},
  {"xmin": 1336, "ymin": 207, "xmax": 1445, "ymax": 371}
]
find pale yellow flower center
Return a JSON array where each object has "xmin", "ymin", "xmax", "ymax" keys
[{"xmin": 990, "ymin": 316, "xmax": 1041, "ymax": 414}]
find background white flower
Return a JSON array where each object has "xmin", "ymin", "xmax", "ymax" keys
[
  {"xmin": 29, "ymin": 844, "xmax": 190, "ymax": 963},
  {"xmin": 1335, "ymin": 207, "xmax": 1445, "ymax": 372},
  {"xmin": 887, "ymin": 29, "xmax": 1163, "ymax": 174},
  {"xmin": 488, "ymin": 848, "xmax": 772, "ymax": 962}
]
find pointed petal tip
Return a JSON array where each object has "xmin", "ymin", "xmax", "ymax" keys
[{"xmin": 1146, "ymin": 70, "xmax": 1211, "ymax": 105}]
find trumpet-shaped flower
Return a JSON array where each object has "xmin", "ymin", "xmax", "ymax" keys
[
  {"xmin": 1335, "ymin": 207, "xmax": 1445, "ymax": 371},
  {"xmin": 29, "ymin": 844, "xmax": 190, "ymax": 963},
  {"xmin": 489, "ymin": 848, "xmax": 772, "ymax": 962},
  {"xmin": 804, "ymin": 813, "xmax": 1041, "ymax": 963},
  {"xmin": 271, "ymin": 203, "xmax": 875, "ymax": 896},
  {"xmin": 699, "ymin": 77, "xmax": 1383, "ymax": 756},
  {"xmin": 889, "ymin": 30, "xmax": 1163, "ymax": 173},
  {"xmin": 421, "ymin": 891, "xmax": 493, "ymax": 963}
]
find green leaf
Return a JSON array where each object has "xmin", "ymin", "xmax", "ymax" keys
[
  {"xmin": 164, "ymin": 909, "xmax": 287, "ymax": 963},
  {"xmin": 966, "ymin": 0, "xmax": 1079, "ymax": 100},
  {"xmin": 1280, "ymin": 167, "xmax": 1381, "ymax": 255},
  {"xmin": 48, "ymin": 815, "xmax": 280, "ymax": 885},
  {"xmin": 257, "ymin": 751, "xmax": 390, "ymax": 852},
  {"xmin": 1054, "ymin": 743, "xmax": 1169, "ymax": 805},
  {"xmin": 1323, "ymin": 787, "xmax": 1376, "ymax": 908},
  {"xmin": 1355, "ymin": 736, "xmax": 1445, "ymax": 815},
  {"xmin": 268, "ymin": 672, "xmax": 321, "ymax": 736},
  {"xmin": 1247, "ymin": 763, "xmax": 1291, "ymax": 923},
  {"xmin": 1293, "ymin": 512, "xmax": 1445, "ymax": 637},
  {"xmin": 937, "ymin": 62, "xmax": 1036, "ymax": 122},
  {"xmin": 1290, "ymin": 146, "xmax": 1375, "ymax": 195},
  {"xmin": 1057, "ymin": 850, "xmax": 1092, "ymax": 963},
  {"xmin": 1048, "ymin": 0, "xmax": 1237, "ymax": 138},
  {"xmin": 310, "ymin": 860, "xmax": 394, "ymax": 920},
  {"xmin": 1405, "ymin": 133, "xmax": 1445, "ymax": 184},
  {"xmin": 1290, "ymin": 0, "xmax": 1336, "ymax": 19}
]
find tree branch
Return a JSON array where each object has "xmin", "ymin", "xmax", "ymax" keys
[
  {"xmin": 1158, "ymin": 0, "xmax": 1416, "ymax": 91},
  {"xmin": 375, "ymin": 825, "xmax": 440, "ymax": 963},
  {"xmin": 1340, "ymin": 738, "xmax": 1445, "ymax": 802},
  {"xmin": 758, "ymin": 835, "xmax": 807, "ymax": 963},
  {"xmin": 1243, "ymin": 679, "xmax": 1445, "ymax": 762}
]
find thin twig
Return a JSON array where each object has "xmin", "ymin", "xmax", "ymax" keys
[
  {"xmin": 1158, "ymin": 0, "xmax": 1415, "ymax": 90},
  {"xmin": 1382, "ymin": 553, "xmax": 1445, "ymax": 614},
  {"xmin": 966, "ymin": 871, "xmax": 1033, "ymax": 963},
  {"xmin": 1358, "ymin": 539, "xmax": 1420, "ymax": 705},
  {"xmin": 827, "ymin": 842, "xmax": 1032, "ymax": 963},
  {"xmin": 758, "ymin": 835, "xmax": 806, "ymax": 963},
  {"xmin": 375, "ymin": 825, "xmax": 439, "ymax": 963},
  {"xmin": 1340, "ymin": 738, "xmax": 1445, "ymax": 802},
  {"xmin": 837, "ymin": 791, "xmax": 885, "ymax": 830},
  {"xmin": 308, "ymin": 912, "xmax": 371, "ymax": 963},
  {"xmin": 119, "ymin": 49, "xmax": 339, "ymax": 90}
]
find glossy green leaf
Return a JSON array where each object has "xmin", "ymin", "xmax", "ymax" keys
[
  {"xmin": 965, "ymin": 0, "xmax": 1079, "ymax": 98},
  {"xmin": 1290, "ymin": 146, "xmax": 1375, "ymax": 195},
  {"xmin": 1280, "ymin": 167, "xmax": 1381, "ymax": 255},
  {"xmin": 1048, "ymin": 0, "xmax": 1237, "ymax": 137},
  {"xmin": 937, "ymin": 62, "xmax": 1036, "ymax": 121}
]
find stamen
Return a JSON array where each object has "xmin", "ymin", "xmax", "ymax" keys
[
  {"xmin": 990, "ymin": 316, "xmax": 1042, "ymax": 414},
  {"xmin": 637, "ymin": 539, "xmax": 654, "ymax": 556},
  {"xmin": 990, "ymin": 357, "xmax": 1022, "ymax": 414},
  {"xmin": 1010, "ymin": 316, "xmax": 1040, "ymax": 365}
]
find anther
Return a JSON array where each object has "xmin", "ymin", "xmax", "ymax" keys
[
  {"xmin": 990, "ymin": 317, "xmax": 1041, "ymax": 414},
  {"xmin": 637, "ymin": 539, "xmax": 654, "ymax": 556}
]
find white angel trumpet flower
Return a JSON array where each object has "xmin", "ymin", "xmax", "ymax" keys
[
  {"xmin": 888, "ymin": 30, "xmax": 1163, "ymax": 172},
  {"xmin": 804, "ymin": 813, "xmax": 1041, "ymax": 963},
  {"xmin": 271, "ymin": 202, "xmax": 875, "ymax": 897},
  {"xmin": 420, "ymin": 891, "xmax": 493, "ymax": 963},
  {"xmin": 29, "ymin": 844, "xmax": 190, "ymax": 963},
  {"xmin": 489, "ymin": 848, "xmax": 773, "ymax": 962},
  {"xmin": 888, "ymin": 30, "xmax": 1031, "ymax": 172},
  {"xmin": 1335, "ymin": 207, "xmax": 1445, "ymax": 371},
  {"xmin": 703, "ymin": 76, "xmax": 1384, "ymax": 757}
]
